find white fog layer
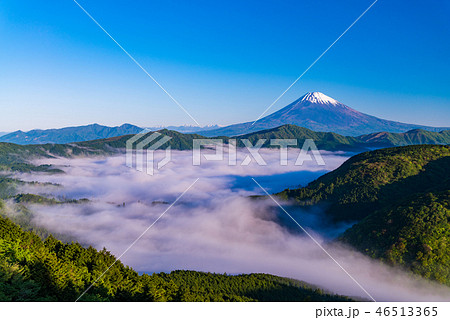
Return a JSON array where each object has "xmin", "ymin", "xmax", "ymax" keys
[{"xmin": 13, "ymin": 149, "xmax": 450, "ymax": 302}]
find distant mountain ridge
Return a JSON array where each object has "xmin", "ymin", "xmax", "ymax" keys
[
  {"xmin": 74, "ymin": 124, "xmax": 450, "ymax": 153},
  {"xmin": 198, "ymin": 92, "xmax": 449, "ymax": 137},
  {"xmin": 1, "ymin": 122, "xmax": 449, "ymax": 151},
  {"xmin": 2, "ymin": 92, "xmax": 447, "ymax": 144},
  {"xmin": 146, "ymin": 124, "xmax": 222, "ymax": 133},
  {"xmin": 0, "ymin": 124, "xmax": 222, "ymax": 145},
  {"xmin": 358, "ymin": 129, "xmax": 450, "ymax": 147},
  {"xmin": 0, "ymin": 123, "xmax": 142, "ymax": 145},
  {"xmin": 238, "ymin": 125, "xmax": 450, "ymax": 148}
]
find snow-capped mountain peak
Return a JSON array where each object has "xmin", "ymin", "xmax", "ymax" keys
[{"xmin": 301, "ymin": 92, "xmax": 339, "ymax": 105}]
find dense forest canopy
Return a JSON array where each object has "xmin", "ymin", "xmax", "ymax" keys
[
  {"xmin": 278, "ymin": 145, "xmax": 450, "ymax": 284},
  {"xmin": 0, "ymin": 213, "xmax": 351, "ymax": 302}
]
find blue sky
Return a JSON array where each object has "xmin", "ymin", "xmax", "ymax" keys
[{"xmin": 1, "ymin": 0, "xmax": 449, "ymax": 131}]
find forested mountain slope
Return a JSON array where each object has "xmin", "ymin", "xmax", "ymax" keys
[
  {"xmin": 0, "ymin": 213, "xmax": 351, "ymax": 302},
  {"xmin": 0, "ymin": 124, "xmax": 142, "ymax": 145},
  {"xmin": 341, "ymin": 191, "xmax": 450, "ymax": 284},
  {"xmin": 278, "ymin": 145, "xmax": 450, "ymax": 222},
  {"xmin": 278, "ymin": 145, "xmax": 450, "ymax": 284},
  {"xmin": 358, "ymin": 129, "xmax": 450, "ymax": 147}
]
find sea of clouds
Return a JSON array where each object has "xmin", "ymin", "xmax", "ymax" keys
[{"xmin": 13, "ymin": 148, "xmax": 450, "ymax": 301}]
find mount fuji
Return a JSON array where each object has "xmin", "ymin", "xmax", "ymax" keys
[{"xmin": 198, "ymin": 92, "xmax": 449, "ymax": 137}]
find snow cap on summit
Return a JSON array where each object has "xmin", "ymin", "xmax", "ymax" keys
[{"xmin": 301, "ymin": 92, "xmax": 339, "ymax": 105}]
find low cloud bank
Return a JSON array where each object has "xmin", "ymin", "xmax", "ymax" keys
[{"xmin": 14, "ymin": 149, "xmax": 450, "ymax": 301}]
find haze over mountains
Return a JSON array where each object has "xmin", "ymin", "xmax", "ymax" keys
[
  {"xmin": 0, "ymin": 123, "xmax": 142, "ymax": 145},
  {"xmin": 198, "ymin": 92, "xmax": 449, "ymax": 137},
  {"xmin": 1, "ymin": 92, "xmax": 448, "ymax": 145},
  {"xmin": 146, "ymin": 124, "xmax": 222, "ymax": 133},
  {"xmin": 0, "ymin": 124, "xmax": 221, "ymax": 145}
]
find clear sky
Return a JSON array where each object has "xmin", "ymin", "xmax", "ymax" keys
[{"xmin": 1, "ymin": 0, "xmax": 449, "ymax": 131}]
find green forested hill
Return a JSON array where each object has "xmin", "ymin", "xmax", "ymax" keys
[
  {"xmin": 0, "ymin": 213, "xmax": 350, "ymax": 302},
  {"xmin": 76, "ymin": 126, "xmax": 364, "ymax": 152},
  {"xmin": 77, "ymin": 125, "xmax": 450, "ymax": 152},
  {"xmin": 0, "ymin": 141, "xmax": 107, "ymax": 173},
  {"xmin": 358, "ymin": 129, "xmax": 450, "ymax": 147},
  {"xmin": 341, "ymin": 191, "xmax": 450, "ymax": 284},
  {"xmin": 278, "ymin": 145, "xmax": 450, "ymax": 222},
  {"xmin": 278, "ymin": 145, "xmax": 450, "ymax": 284},
  {"xmin": 75, "ymin": 129, "xmax": 208, "ymax": 151},
  {"xmin": 236, "ymin": 124, "xmax": 364, "ymax": 151}
]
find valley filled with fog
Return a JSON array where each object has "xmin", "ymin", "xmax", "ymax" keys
[{"xmin": 12, "ymin": 149, "xmax": 450, "ymax": 302}]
